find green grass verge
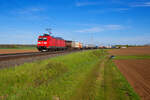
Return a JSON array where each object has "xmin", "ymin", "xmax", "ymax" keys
[
  {"xmin": 0, "ymin": 47, "xmax": 36, "ymax": 50},
  {"xmin": 100, "ymin": 58, "xmax": 140, "ymax": 100},
  {"xmin": 114, "ymin": 55, "xmax": 150, "ymax": 60},
  {"xmin": 0, "ymin": 50, "xmax": 103, "ymax": 100},
  {"xmin": 0, "ymin": 45, "xmax": 36, "ymax": 50},
  {"xmin": 0, "ymin": 50, "xmax": 140, "ymax": 100}
]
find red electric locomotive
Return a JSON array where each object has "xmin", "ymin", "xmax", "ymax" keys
[{"xmin": 37, "ymin": 34, "xmax": 66, "ymax": 51}]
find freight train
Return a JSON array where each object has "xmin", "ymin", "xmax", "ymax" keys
[{"xmin": 37, "ymin": 34, "xmax": 83, "ymax": 52}]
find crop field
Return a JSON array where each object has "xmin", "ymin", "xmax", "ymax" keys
[
  {"xmin": 109, "ymin": 46, "xmax": 150, "ymax": 100},
  {"xmin": 114, "ymin": 59, "xmax": 150, "ymax": 100},
  {"xmin": 0, "ymin": 49, "xmax": 38, "ymax": 54},
  {"xmin": 108, "ymin": 46, "xmax": 150, "ymax": 56},
  {"xmin": 0, "ymin": 50, "xmax": 139, "ymax": 100},
  {"xmin": 0, "ymin": 45, "xmax": 37, "ymax": 54},
  {"xmin": 0, "ymin": 45, "xmax": 36, "ymax": 49}
]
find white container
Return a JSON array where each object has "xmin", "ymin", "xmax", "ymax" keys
[{"xmin": 72, "ymin": 42, "xmax": 80, "ymax": 48}]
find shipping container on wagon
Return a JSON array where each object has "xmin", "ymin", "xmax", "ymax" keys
[
  {"xmin": 79, "ymin": 42, "xmax": 83, "ymax": 49},
  {"xmin": 72, "ymin": 42, "xmax": 80, "ymax": 49},
  {"xmin": 85, "ymin": 44, "xmax": 97, "ymax": 49},
  {"xmin": 65, "ymin": 40, "xmax": 72, "ymax": 48}
]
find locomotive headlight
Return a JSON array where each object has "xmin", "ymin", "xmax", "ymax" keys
[
  {"xmin": 38, "ymin": 42, "xmax": 41, "ymax": 44},
  {"xmin": 44, "ymin": 42, "xmax": 47, "ymax": 44}
]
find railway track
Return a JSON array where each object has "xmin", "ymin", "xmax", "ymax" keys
[
  {"xmin": 0, "ymin": 51, "xmax": 69, "ymax": 61},
  {"xmin": 0, "ymin": 50, "xmax": 83, "ymax": 69}
]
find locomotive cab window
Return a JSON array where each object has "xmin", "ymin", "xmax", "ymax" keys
[
  {"xmin": 38, "ymin": 38, "xmax": 47, "ymax": 41},
  {"xmin": 38, "ymin": 38, "xmax": 43, "ymax": 41},
  {"xmin": 43, "ymin": 37, "xmax": 47, "ymax": 41}
]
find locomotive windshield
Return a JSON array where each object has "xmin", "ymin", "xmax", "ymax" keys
[
  {"xmin": 38, "ymin": 38, "xmax": 43, "ymax": 41},
  {"xmin": 38, "ymin": 37, "xmax": 47, "ymax": 41},
  {"xmin": 43, "ymin": 37, "xmax": 47, "ymax": 41}
]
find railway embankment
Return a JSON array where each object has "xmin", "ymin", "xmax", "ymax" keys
[
  {"xmin": 0, "ymin": 50, "xmax": 140, "ymax": 100},
  {"xmin": 0, "ymin": 51, "xmax": 76, "ymax": 69}
]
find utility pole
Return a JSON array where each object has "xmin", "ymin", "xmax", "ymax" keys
[
  {"xmin": 46, "ymin": 28, "xmax": 52, "ymax": 35},
  {"xmin": 91, "ymin": 33, "xmax": 94, "ymax": 45}
]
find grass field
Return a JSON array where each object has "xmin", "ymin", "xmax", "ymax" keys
[
  {"xmin": 0, "ymin": 50, "xmax": 140, "ymax": 100},
  {"xmin": 0, "ymin": 47, "xmax": 36, "ymax": 50},
  {"xmin": 0, "ymin": 45, "xmax": 36, "ymax": 50},
  {"xmin": 114, "ymin": 55, "xmax": 150, "ymax": 60},
  {"xmin": 0, "ymin": 45, "xmax": 37, "ymax": 54}
]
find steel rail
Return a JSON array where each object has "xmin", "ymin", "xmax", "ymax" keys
[{"xmin": 0, "ymin": 51, "xmax": 66, "ymax": 61}]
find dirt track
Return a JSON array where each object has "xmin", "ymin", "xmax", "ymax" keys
[
  {"xmin": 0, "ymin": 49, "xmax": 38, "ymax": 54},
  {"xmin": 108, "ymin": 46, "xmax": 150, "ymax": 56},
  {"xmin": 114, "ymin": 59, "xmax": 150, "ymax": 100}
]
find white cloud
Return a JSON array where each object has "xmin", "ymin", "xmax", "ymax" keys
[
  {"xmin": 105, "ymin": 25, "xmax": 123, "ymax": 30},
  {"xmin": 130, "ymin": 2, "xmax": 150, "ymax": 7},
  {"xmin": 88, "ymin": 7, "xmax": 130, "ymax": 14},
  {"xmin": 76, "ymin": 27, "xmax": 104, "ymax": 33},
  {"xmin": 113, "ymin": 8, "xmax": 129, "ymax": 11},
  {"xmin": 10, "ymin": 6, "xmax": 47, "ymax": 21},
  {"xmin": 76, "ymin": 24, "xmax": 124, "ymax": 33},
  {"xmin": 15, "ymin": 7, "xmax": 44, "ymax": 15},
  {"xmin": 76, "ymin": 1, "xmax": 101, "ymax": 7}
]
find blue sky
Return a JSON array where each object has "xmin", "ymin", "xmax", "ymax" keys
[{"xmin": 0, "ymin": 0, "xmax": 150, "ymax": 45}]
